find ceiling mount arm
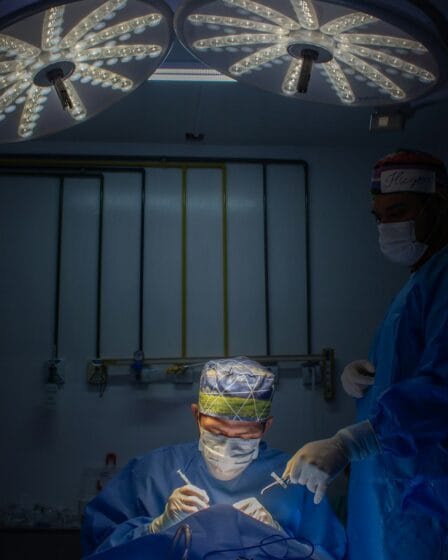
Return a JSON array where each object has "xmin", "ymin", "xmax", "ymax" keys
[{"xmin": 406, "ymin": 0, "xmax": 448, "ymax": 50}]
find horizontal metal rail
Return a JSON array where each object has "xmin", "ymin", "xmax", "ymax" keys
[{"xmin": 99, "ymin": 352, "xmax": 331, "ymax": 367}]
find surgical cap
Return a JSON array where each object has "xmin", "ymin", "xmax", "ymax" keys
[
  {"xmin": 371, "ymin": 150, "xmax": 448, "ymax": 196},
  {"xmin": 198, "ymin": 357, "xmax": 275, "ymax": 423}
]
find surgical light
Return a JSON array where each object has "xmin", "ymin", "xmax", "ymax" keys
[
  {"xmin": 174, "ymin": 0, "xmax": 446, "ymax": 106},
  {"xmin": 0, "ymin": 0, "xmax": 173, "ymax": 142}
]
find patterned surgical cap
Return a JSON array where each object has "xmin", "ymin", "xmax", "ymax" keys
[{"xmin": 198, "ymin": 357, "xmax": 275, "ymax": 423}]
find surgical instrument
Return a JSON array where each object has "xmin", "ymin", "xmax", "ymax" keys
[
  {"xmin": 177, "ymin": 469, "xmax": 193, "ymax": 486},
  {"xmin": 260, "ymin": 472, "xmax": 290, "ymax": 495}
]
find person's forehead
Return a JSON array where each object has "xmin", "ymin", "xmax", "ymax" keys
[
  {"xmin": 200, "ymin": 414, "xmax": 260, "ymax": 431},
  {"xmin": 372, "ymin": 192, "xmax": 420, "ymax": 210}
]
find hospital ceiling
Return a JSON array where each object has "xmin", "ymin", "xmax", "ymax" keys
[{"xmin": 0, "ymin": 0, "xmax": 447, "ymax": 146}]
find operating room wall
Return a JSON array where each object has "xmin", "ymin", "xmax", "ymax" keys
[{"xmin": 1, "ymin": 135, "xmax": 445, "ymax": 513}]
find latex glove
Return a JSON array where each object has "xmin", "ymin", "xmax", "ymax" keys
[
  {"xmin": 341, "ymin": 359, "xmax": 375, "ymax": 398},
  {"xmin": 282, "ymin": 420, "xmax": 380, "ymax": 505},
  {"xmin": 149, "ymin": 485, "xmax": 209, "ymax": 534},
  {"xmin": 233, "ymin": 497, "xmax": 282, "ymax": 531}
]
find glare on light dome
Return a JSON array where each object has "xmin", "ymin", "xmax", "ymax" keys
[
  {"xmin": 174, "ymin": 0, "xmax": 444, "ymax": 106},
  {"xmin": 0, "ymin": 0, "xmax": 173, "ymax": 142}
]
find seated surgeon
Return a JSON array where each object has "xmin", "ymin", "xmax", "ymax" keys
[{"xmin": 82, "ymin": 357, "xmax": 346, "ymax": 558}]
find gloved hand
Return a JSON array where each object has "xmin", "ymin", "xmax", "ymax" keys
[
  {"xmin": 149, "ymin": 485, "xmax": 210, "ymax": 534},
  {"xmin": 233, "ymin": 497, "xmax": 282, "ymax": 531},
  {"xmin": 282, "ymin": 420, "xmax": 381, "ymax": 505},
  {"xmin": 341, "ymin": 359, "xmax": 375, "ymax": 398}
]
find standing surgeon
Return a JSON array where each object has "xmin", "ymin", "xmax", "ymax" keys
[{"xmin": 283, "ymin": 150, "xmax": 448, "ymax": 559}]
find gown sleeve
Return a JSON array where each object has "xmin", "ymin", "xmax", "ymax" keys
[
  {"xmin": 81, "ymin": 458, "xmax": 155, "ymax": 557},
  {"xmin": 295, "ymin": 490, "xmax": 347, "ymax": 560},
  {"xmin": 369, "ymin": 261, "xmax": 448, "ymax": 456}
]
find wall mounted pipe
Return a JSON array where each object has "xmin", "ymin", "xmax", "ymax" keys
[
  {"xmin": 221, "ymin": 165, "xmax": 229, "ymax": 357},
  {"xmin": 54, "ymin": 176, "xmax": 64, "ymax": 360},
  {"xmin": 138, "ymin": 171, "xmax": 146, "ymax": 354},
  {"xmin": 181, "ymin": 165, "xmax": 187, "ymax": 358},
  {"xmin": 96, "ymin": 350, "xmax": 336, "ymax": 400},
  {"xmin": 262, "ymin": 164, "xmax": 271, "ymax": 357},
  {"xmin": 96, "ymin": 175, "xmax": 104, "ymax": 360},
  {"xmin": 303, "ymin": 163, "xmax": 311, "ymax": 355}
]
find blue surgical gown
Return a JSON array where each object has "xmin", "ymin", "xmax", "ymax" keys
[
  {"xmin": 348, "ymin": 246, "xmax": 448, "ymax": 560},
  {"xmin": 82, "ymin": 441, "xmax": 346, "ymax": 559}
]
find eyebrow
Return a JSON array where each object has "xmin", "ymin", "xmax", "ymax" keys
[
  {"xmin": 372, "ymin": 203, "xmax": 408, "ymax": 218},
  {"xmin": 215, "ymin": 428, "xmax": 253, "ymax": 435},
  {"xmin": 386, "ymin": 203, "xmax": 407, "ymax": 212},
  {"xmin": 211, "ymin": 425, "xmax": 260, "ymax": 437}
]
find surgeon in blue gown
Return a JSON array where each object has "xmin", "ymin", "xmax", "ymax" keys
[
  {"xmin": 283, "ymin": 150, "xmax": 448, "ymax": 560},
  {"xmin": 82, "ymin": 357, "xmax": 346, "ymax": 558}
]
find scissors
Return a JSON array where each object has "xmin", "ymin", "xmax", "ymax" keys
[{"xmin": 260, "ymin": 472, "xmax": 290, "ymax": 495}]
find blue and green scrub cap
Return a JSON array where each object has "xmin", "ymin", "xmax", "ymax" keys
[{"xmin": 198, "ymin": 357, "xmax": 275, "ymax": 423}]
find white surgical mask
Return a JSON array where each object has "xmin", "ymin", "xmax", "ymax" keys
[
  {"xmin": 199, "ymin": 428, "xmax": 260, "ymax": 481},
  {"xmin": 378, "ymin": 221, "xmax": 428, "ymax": 266}
]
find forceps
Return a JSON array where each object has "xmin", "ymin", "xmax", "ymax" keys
[{"xmin": 260, "ymin": 472, "xmax": 290, "ymax": 495}]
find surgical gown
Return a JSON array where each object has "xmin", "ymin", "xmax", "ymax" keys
[
  {"xmin": 348, "ymin": 246, "xmax": 448, "ymax": 560},
  {"xmin": 82, "ymin": 441, "xmax": 346, "ymax": 559}
]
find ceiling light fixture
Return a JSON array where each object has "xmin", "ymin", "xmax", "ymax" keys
[
  {"xmin": 0, "ymin": 0, "xmax": 173, "ymax": 142},
  {"xmin": 174, "ymin": 0, "xmax": 447, "ymax": 106},
  {"xmin": 150, "ymin": 62, "xmax": 235, "ymax": 81}
]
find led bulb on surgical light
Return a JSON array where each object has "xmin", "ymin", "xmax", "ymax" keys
[
  {"xmin": 175, "ymin": 0, "xmax": 443, "ymax": 106},
  {"xmin": 0, "ymin": 0, "xmax": 172, "ymax": 143}
]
